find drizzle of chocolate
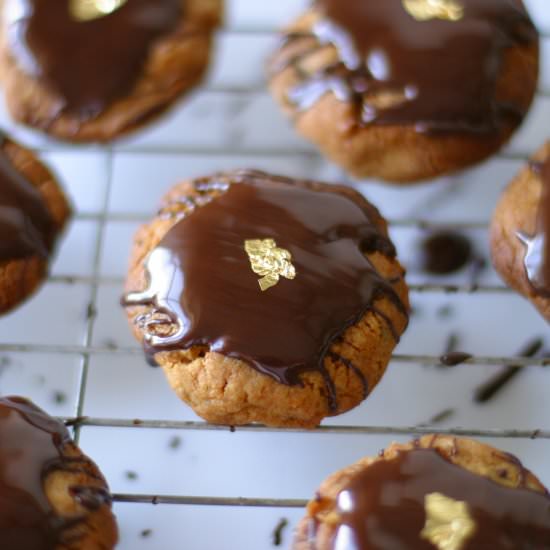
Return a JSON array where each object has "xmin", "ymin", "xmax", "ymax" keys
[
  {"xmin": 518, "ymin": 158, "xmax": 550, "ymax": 296},
  {"xmin": 275, "ymin": 0, "xmax": 538, "ymax": 134},
  {"xmin": 0, "ymin": 138, "xmax": 55, "ymax": 262},
  {"xmin": 0, "ymin": 396, "xmax": 110, "ymax": 549},
  {"xmin": 322, "ymin": 448, "xmax": 550, "ymax": 549},
  {"xmin": 420, "ymin": 231, "xmax": 473, "ymax": 275},
  {"xmin": 122, "ymin": 171, "xmax": 408, "ymax": 411},
  {"xmin": 5, "ymin": 0, "xmax": 182, "ymax": 118}
]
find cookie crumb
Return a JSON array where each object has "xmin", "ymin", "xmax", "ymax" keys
[
  {"xmin": 272, "ymin": 518, "xmax": 289, "ymax": 546},
  {"xmin": 140, "ymin": 529, "xmax": 153, "ymax": 538}
]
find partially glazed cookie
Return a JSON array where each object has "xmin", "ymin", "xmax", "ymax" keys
[
  {"xmin": 0, "ymin": 396, "xmax": 118, "ymax": 549},
  {"xmin": 0, "ymin": 0, "xmax": 222, "ymax": 142},
  {"xmin": 269, "ymin": 0, "xmax": 539, "ymax": 183},
  {"xmin": 491, "ymin": 142, "xmax": 550, "ymax": 322},
  {"xmin": 294, "ymin": 435, "xmax": 550, "ymax": 549},
  {"xmin": 0, "ymin": 134, "xmax": 70, "ymax": 314},
  {"xmin": 122, "ymin": 170, "xmax": 409, "ymax": 428}
]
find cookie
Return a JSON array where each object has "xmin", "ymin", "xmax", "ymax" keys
[
  {"xmin": 0, "ymin": 396, "xmax": 118, "ymax": 548},
  {"xmin": 491, "ymin": 142, "xmax": 550, "ymax": 322},
  {"xmin": 268, "ymin": 0, "xmax": 539, "ymax": 183},
  {"xmin": 294, "ymin": 435, "xmax": 550, "ymax": 549},
  {"xmin": 0, "ymin": 0, "xmax": 222, "ymax": 142},
  {"xmin": 0, "ymin": 134, "xmax": 71, "ymax": 314},
  {"xmin": 122, "ymin": 170, "xmax": 409, "ymax": 428}
]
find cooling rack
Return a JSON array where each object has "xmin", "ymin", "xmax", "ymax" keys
[{"xmin": 0, "ymin": 0, "xmax": 549, "ymax": 548}]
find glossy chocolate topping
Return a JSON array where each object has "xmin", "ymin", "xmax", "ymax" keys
[
  {"xmin": 519, "ymin": 158, "xmax": 550, "ymax": 296},
  {"xmin": 5, "ymin": 0, "xmax": 181, "ymax": 118},
  {"xmin": 324, "ymin": 447, "xmax": 550, "ymax": 549},
  {"xmin": 279, "ymin": 0, "xmax": 537, "ymax": 133},
  {"xmin": 0, "ymin": 396, "xmax": 109, "ymax": 549},
  {"xmin": 123, "ymin": 171, "xmax": 407, "ymax": 410},
  {"xmin": 0, "ymin": 141, "xmax": 55, "ymax": 262}
]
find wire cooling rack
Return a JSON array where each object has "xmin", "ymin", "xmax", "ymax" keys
[{"xmin": 0, "ymin": 1, "xmax": 549, "ymax": 548}]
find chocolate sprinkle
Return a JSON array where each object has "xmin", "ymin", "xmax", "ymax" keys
[{"xmin": 474, "ymin": 338, "xmax": 544, "ymax": 403}]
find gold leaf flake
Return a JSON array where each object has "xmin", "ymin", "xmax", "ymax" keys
[
  {"xmin": 244, "ymin": 239, "xmax": 296, "ymax": 291},
  {"xmin": 69, "ymin": 0, "xmax": 127, "ymax": 22},
  {"xmin": 402, "ymin": 0, "xmax": 464, "ymax": 22},
  {"xmin": 420, "ymin": 492, "xmax": 477, "ymax": 550}
]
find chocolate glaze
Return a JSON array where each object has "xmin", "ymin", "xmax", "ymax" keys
[
  {"xmin": 420, "ymin": 231, "xmax": 473, "ymax": 275},
  {"xmin": 0, "ymin": 396, "xmax": 110, "ymax": 549},
  {"xmin": 5, "ymin": 0, "xmax": 181, "ymax": 118},
  {"xmin": 276, "ymin": 0, "xmax": 537, "ymax": 134},
  {"xmin": 122, "ymin": 171, "xmax": 408, "ymax": 411},
  {"xmin": 518, "ymin": 159, "xmax": 550, "ymax": 296},
  {"xmin": 323, "ymin": 447, "xmax": 550, "ymax": 549},
  {"xmin": 0, "ymin": 139, "xmax": 55, "ymax": 262}
]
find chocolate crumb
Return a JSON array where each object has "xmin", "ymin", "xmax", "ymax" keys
[
  {"xmin": 132, "ymin": 419, "xmax": 143, "ymax": 426},
  {"xmin": 440, "ymin": 352, "xmax": 473, "ymax": 367},
  {"xmin": 497, "ymin": 469, "xmax": 509, "ymax": 479},
  {"xmin": 422, "ymin": 408, "xmax": 456, "ymax": 426},
  {"xmin": 436, "ymin": 304, "xmax": 455, "ymax": 320},
  {"xmin": 53, "ymin": 391, "xmax": 67, "ymax": 405},
  {"xmin": 152, "ymin": 496, "xmax": 159, "ymax": 505},
  {"xmin": 474, "ymin": 338, "xmax": 544, "ymax": 403},
  {"xmin": 229, "ymin": 426, "xmax": 236, "ymax": 433},
  {"xmin": 168, "ymin": 436, "xmax": 182, "ymax": 450},
  {"xmin": 531, "ymin": 429, "xmax": 541, "ymax": 440},
  {"xmin": 420, "ymin": 232, "xmax": 473, "ymax": 275},
  {"xmin": 125, "ymin": 471, "xmax": 139, "ymax": 481},
  {"xmin": 140, "ymin": 529, "xmax": 153, "ymax": 538},
  {"xmin": 272, "ymin": 518, "xmax": 289, "ymax": 546},
  {"xmin": 86, "ymin": 303, "xmax": 97, "ymax": 320},
  {"xmin": 103, "ymin": 339, "xmax": 118, "ymax": 350}
]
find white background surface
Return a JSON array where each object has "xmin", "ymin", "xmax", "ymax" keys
[{"xmin": 0, "ymin": 1, "xmax": 549, "ymax": 548}]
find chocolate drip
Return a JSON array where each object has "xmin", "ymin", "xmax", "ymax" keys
[
  {"xmin": 0, "ymin": 396, "xmax": 108, "ymax": 549},
  {"xmin": 5, "ymin": 0, "xmax": 181, "ymax": 118},
  {"xmin": 518, "ymin": 159, "xmax": 550, "ymax": 296},
  {"xmin": 324, "ymin": 448, "xmax": 550, "ymax": 549},
  {"xmin": 0, "ymin": 140, "xmax": 55, "ymax": 262},
  {"xmin": 123, "ymin": 172, "xmax": 407, "ymax": 411},
  {"xmin": 276, "ymin": 0, "xmax": 537, "ymax": 134}
]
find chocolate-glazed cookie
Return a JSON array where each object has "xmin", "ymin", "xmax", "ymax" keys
[
  {"xmin": 122, "ymin": 170, "xmax": 409, "ymax": 428},
  {"xmin": 293, "ymin": 435, "xmax": 550, "ymax": 550},
  {"xmin": 0, "ymin": 134, "xmax": 70, "ymax": 314},
  {"xmin": 491, "ymin": 141, "xmax": 550, "ymax": 322},
  {"xmin": 0, "ymin": 0, "xmax": 222, "ymax": 142},
  {"xmin": 0, "ymin": 396, "xmax": 118, "ymax": 549},
  {"xmin": 269, "ymin": 0, "xmax": 539, "ymax": 183}
]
